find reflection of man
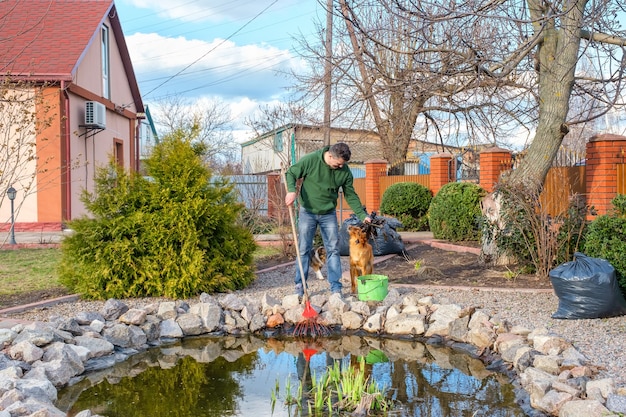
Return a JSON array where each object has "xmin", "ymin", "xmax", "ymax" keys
[
  {"xmin": 285, "ymin": 143, "xmax": 371, "ymax": 297},
  {"xmin": 295, "ymin": 352, "xmax": 313, "ymax": 394},
  {"xmin": 295, "ymin": 351, "xmax": 336, "ymax": 395}
]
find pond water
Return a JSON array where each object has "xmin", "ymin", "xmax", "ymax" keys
[{"xmin": 56, "ymin": 335, "xmax": 529, "ymax": 417}]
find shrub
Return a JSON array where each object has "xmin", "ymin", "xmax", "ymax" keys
[
  {"xmin": 486, "ymin": 182, "xmax": 588, "ymax": 278},
  {"xmin": 58, "ymin": 131, "xmax": 256, "ymax": 300},
  {"xmin": 428, "ymin": 182, "xmax": 485, "ymax": 241},
  {"xmin": 379, "ymin": 182, "xmax": 432, "ymax": 230},
  {"xmin": 583, "ymin": 194, "xmax": 626, "ymax": 294},
  {"xmin": 237, "ymin": 208, "xmax": 277, "ymax": 234}
]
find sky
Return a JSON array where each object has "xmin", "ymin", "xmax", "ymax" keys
[
  {"xmin": 115, "ymin": 0, "xmax": 325, "ymax": 142},
  {"xmin": 114, "ymin": 1, "xmax": 626, "ymax": 149}
]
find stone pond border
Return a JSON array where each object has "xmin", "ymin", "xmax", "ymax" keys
[{"xmin": 1, "ymin": 288, "xmax": 626, "ymax": 417}]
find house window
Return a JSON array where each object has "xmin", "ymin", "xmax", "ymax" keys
[
  {"xmin": 115, "ymin": 140, "xmax": 123, "ymax": 167},
  {"xmin": 274, "ymin": 131, "xmax": 283, "ymax": 152},
  {"xmin": 101, "ymin": 25, "xmax": 110, "ymax": 99}
]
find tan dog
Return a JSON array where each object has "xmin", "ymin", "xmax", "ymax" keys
[
  {"xmin": 310, "ymin": 246, "xmax": 326, "ymax": 280},
  {"xmin": 348, "ymin": 225, "xmax": 374, "ymax": 293}
]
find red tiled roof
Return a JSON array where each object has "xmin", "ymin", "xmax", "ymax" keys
[{"xmin": 0, "ymin": 0, "xmax": 113, "ymax": 79}]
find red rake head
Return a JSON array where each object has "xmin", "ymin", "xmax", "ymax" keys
[
  {"xmin": 302, "ymin": 301, "xmax": 318, "ymax": 319},
  {"xmin": 302, "ymin": 348, "xmax": 318, "ymax": 362},
  {"xmin": 293, "ymin": 319, "xmax": 331, "ymax": 338},
  {"xmin": 293, "ymin": 300, "xmax": 331, "ymax": 338}
]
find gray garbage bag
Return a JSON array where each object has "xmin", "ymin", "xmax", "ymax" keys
[
  {"xmin": 339, "ymin": 213, "xmax": 405, "ymax": 256},
  {"xmin": 549, "ymin": 252, "xmax": 626, "ymax": 319}
]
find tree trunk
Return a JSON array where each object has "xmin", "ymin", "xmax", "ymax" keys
[
  {"xmin": 481, "ymin": 0, "xmax": 588, "ymax": 262},
  {"xmin": 339, "ymin": 0, "xmax": 427, "ymax": 171}
]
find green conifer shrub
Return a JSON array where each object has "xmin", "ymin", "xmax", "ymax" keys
[
  {"xmin": 58, "ymin": 131, "xmax": 256, "ymax": 299},
  {"xmin": 379, "ymin": 182, "xmax": 432, "ymax": 230},
  {"xmin": 428, "ymin": 182, "xmax": 486, "ymax": 241},
  {"xmin": 583, "ymin": 194, "xmax": 626, "ymax": 294}
]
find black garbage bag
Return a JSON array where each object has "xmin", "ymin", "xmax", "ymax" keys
[
  {"xmin": 549, "ymin": 252, "xmax": 626, "ymax": 319},
  {"xmin": 339, "ymin": 213, "xmax": 405, "ymax": 256}
]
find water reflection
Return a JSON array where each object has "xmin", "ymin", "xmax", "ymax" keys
[{"xmin": 57, "ymin": 335, "xmax": 527, "ymax": 417}]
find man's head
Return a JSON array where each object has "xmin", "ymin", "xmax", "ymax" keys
[{"xmin": 326, "ymin": 143, "xmax": 351, "ymax": 169}]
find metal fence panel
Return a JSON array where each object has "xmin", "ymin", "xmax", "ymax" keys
[{"xmin": 226, "ymin": 175, "xmax": 268, "ymax": 216}]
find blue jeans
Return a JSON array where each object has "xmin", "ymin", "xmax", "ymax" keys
[{"xmin": 294, "ymin": 207, "xmax": 342, "ymax": 293}]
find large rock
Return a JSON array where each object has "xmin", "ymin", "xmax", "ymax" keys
[
  {"xmin": 425, "ymin": 304, "xmax": 461, "ymax": 337},
  {"xmin": 189, "ymin": 303, "xmax": 222, "ymax": 332},
  {"xmin": 384, "ymin": 313, "xmax": 425, "ymax": 335},
  {"xmin": 74, "ymin": 335, "xmax": 114, "ymax": 358},
  {"xmin": 176, "ymin": 313, "xmax": 204, "ymax": 336},
  {"xmin": 558, "ymin": 400, "xmax": 614, "ymax": 417},
  {"xmin": 100, "ymin": 299, "xmax": 129, "ymax": 321}
]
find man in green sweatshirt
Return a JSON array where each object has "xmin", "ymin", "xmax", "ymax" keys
[{"xmin": 285, "ymin": 142, "xmax": 371, "ymax": 296}]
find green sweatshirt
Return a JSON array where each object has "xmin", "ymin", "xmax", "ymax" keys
[{"xmin": 286, "ymin": 146, "xmax": 368, "ymax": 221}]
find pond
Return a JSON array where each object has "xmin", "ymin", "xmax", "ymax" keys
[{"xmin": 56, "ymin": 335, "xmax": 530, "ymax": 417}]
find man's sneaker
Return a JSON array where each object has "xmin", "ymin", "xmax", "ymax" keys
[{"xmin": 295, "ymin": 283, "xmax": 304, "ymax": 297}]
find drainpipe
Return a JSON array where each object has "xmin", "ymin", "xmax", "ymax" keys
[
  {"xmin": 135, "ymin": 116, "xmax": 142, "ymax": 172},
  {"xmin": 290, "ymin": 131, "xmax": 296, "ymax": 166},
  {"xmin": 61, "ymin": 81, "xmax": 71, "ymax": 222}
]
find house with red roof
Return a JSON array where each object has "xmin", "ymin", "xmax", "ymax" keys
[{"xmin": 0, "ymin": 0, "xmax": 143, "ymax": 233}]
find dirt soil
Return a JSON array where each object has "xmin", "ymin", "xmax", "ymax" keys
[
  {"xmin": 0, "ymin": 241, "xmax": 552, "ymax": 311},
  {"xmin": 375, "ymin": 242, "xmax": 553, "ymax": 289},
  {"xmin": 255, "ymin": 241, "xmax": 553, "ymax": 290},
  {"xmin": 0, "ymin": 287, "xmax": 72, "ymax": 311}
]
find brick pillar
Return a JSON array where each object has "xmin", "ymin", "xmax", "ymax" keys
[
  {"xmin": 266, "ymin": 172, "xmax": 283, "ymax": 219},
  {"xmin": 586, "ymin": 133, "xmax": 626, "ymax": 218},
  {"xmin": 479, "ymin": 147, "xmax": 513, "ymax": 193},
  {"xmin": 365, "ymin": 159, "xmax": 388, "ymax": 213},
  {"xmin": 430, "ymin": 153, "xmax": 454, "ymax": 195}
]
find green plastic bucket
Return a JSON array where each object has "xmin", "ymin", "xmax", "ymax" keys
[
  {"xmin": 357, "ymin": 274, "xmax": 388, "ymax": 301},
  {"xmin": 364, "ymin": 349, "xmax": 389, "ymax": 364}
]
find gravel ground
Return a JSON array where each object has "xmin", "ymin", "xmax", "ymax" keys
[{"xmin": 6, "ymin": 258, "xmax": 626, "ymax": 388}]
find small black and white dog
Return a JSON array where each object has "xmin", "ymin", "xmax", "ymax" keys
[{"xmin": 310, "ymin": 246, "xmax": 327, "ymax": 280}]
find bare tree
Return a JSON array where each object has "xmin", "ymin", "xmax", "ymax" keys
[
  {"xmin": 473, "ymin": 0, "xmax": 626, "ymax": 263},
  {"xmin": 291, "ymin": 0, "xmax": 626, "ymax": 265},
  {"xmin": 244, "ymin": 102, "xmax": 308, "ymax": 139},
  {"xmin": 505, "ymin": 0, "xmax": 622, "ymax": 186},
  {"xmin": 292, "ymin": 0, "xmax": 539, "ymax": 173},
  {"xmin": 243, "ymin": 102, "xmax": 312, "ymax": 172},
  {"xmin": 151, "ymin": 95, "xmax": 239, "ymax": 173},
  {"xmin": 293, "ymin": 0, "xmax": 625, "ymax": 179}
]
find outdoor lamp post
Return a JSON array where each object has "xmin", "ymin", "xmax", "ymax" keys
[{"xmin": 6, "ymin": 186, "xmax": 16, "ymax": 245}]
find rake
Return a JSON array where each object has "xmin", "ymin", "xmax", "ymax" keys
[{"xmin": 283, "ymin": 166, "xmax": 331, "ymax": 338}]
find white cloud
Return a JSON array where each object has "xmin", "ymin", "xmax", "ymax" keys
[
  {"xmin": 226, "ymin": 96, "xmax": 286, "ymax": 142},
  {"xmin": 126, "ymin": 0, "xmax": 300, "ymax": 23},
  {"xmin": 125, "ymin": 32, "xmax": 302, "ymax": 102},
  {"xmin": 127, "ymin": 33, "xmax": 290, "ymax": 73}
]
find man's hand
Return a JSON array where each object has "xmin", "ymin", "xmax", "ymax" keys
[
  {"xmin": 285, "ymin": 192, "xmax": 297, "ymax": 206},
  {"xmin": 364, "ymin": 216, "xmax": 372, "ymax": 223}
]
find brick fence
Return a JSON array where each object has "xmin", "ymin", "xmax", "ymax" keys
[{"xmin": 267, "ymin": 133, "xmax": 626, "ymax": 222}]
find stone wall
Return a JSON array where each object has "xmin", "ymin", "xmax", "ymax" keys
[{"xmin": 1, "ymin": 290, "xmax": 625, "ymax": 417}]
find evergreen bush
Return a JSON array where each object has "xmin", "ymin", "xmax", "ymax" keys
[
  {"xmin": 58, "ymin": 131, "xmax": 256, "ymax": 299},
  {"xmin": 583, "ymin": 194, "xmax": 626, "ymax": 294},
  {"xmin": 428, "ymin": 182, "xmax": 485, "ymax": 241},
  {"xmin": 379, "ymin": 182, "xmax": 432, "ymax": 230}
]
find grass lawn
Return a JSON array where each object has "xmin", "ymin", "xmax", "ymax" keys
[
  {"xmin": 0, "ymin": 245, "xmax": 283, "ymax": 297},
  {"xmin": 0, "ymin": 248, "xmax": 62, "ymax": 296}
]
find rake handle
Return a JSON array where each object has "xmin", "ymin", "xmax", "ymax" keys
[{"xmin": 283, "ymin": 167, "xmax": 310, "ymax": 302}]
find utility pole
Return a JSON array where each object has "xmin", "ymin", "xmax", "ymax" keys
[{"xmin": 323, "ymin": 0, "xmax": 333, "ymax": 146}]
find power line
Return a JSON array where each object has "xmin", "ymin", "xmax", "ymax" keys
[{"xmin": 141, "ymin": 0, "xmax": 279, "ymax": 99}]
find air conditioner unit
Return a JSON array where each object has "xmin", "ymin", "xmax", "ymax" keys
[{"xmin": 85, "ymin": 101, "xmax": 106, "ymax": 129}]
